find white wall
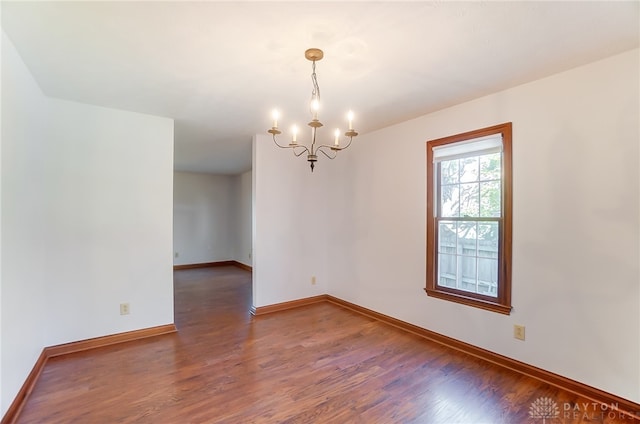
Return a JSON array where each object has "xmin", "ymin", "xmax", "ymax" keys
[
  {"xmin": 42, "ymin": 98, "xmax": 174, "ymax": 345},
  {"xmin": 233, "ymin": 170, "xmax": 253, "ymax": 266},
  {"xmin": 2, "ymin": 31, "xmax": 49, "ymax": 416},
  {"xmin": 0, "ymin": 11, "xmax": 4, "ymax": 409},
  {"xmin": 173, "ymin": 170, "xmax": 253, "ymax": 268},
  {"xmin": 0, "ymin": 23, "xmax": 3, "ymax": 413},
  {"xmin": 325, "ymin": 49, "xmax": 639, "ymax": 403},
  {"xmin": 1, "ymin": 31, "xmax": 175, "ymax": 415},
  {"xmin": 173, "ymin": 172, "xmax": 235, "ymax": 265},
  {"xmin": 252, "ymin": 135, "xmax": 332, "ymax": 307}
]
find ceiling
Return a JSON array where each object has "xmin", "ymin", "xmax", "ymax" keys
[{"xmin": 2, "ymin": 1, "xmax": 638, "ymax": 175}]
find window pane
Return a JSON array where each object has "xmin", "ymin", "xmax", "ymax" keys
[
  {"xmin": 459, "ymin": 183, "xmax": 479, "ymax": 217},
  {"xmin": 459, "ymin": 256, "xmax": 477, "ymax": 293},
  {"xmin": 438, "ymin": 254, "xmax": 457, "ymax": 288},
  {"xmin": 478, "ymin": 258, "xmax": 498, "ymax": 297},
  {"xmin": 478, "ymin": 223, "xmax": 499, "ymax": 258},
  {"xmin": 457, "ymin": 221, "xmax": 477, "ymax": 254},
  {"xmin": 438, "ymin": 221, "xmax": 457, "ymax": 254},
  {"xmin": 480, "ymin": 181, "xmax": 501, "ymax": 217},
  {"xmin": 441, "ymin": 159, "xmax": 459, "ymax": 184},
  {"xmin": 441, "ymin": 184, "xmax": 460, "ymax": 217},
  {"xmin": 460, "ymin": 157, "xmax": 479, "ymax": 183},
  {"xmin": 438, "ymin": 221, "xmax": 499, "ymax": 297},
  {"xmin": 480, "ymin": 153, "xmax": 501, "ymax": 181}
]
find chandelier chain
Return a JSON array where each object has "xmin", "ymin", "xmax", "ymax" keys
[{"xmin": 310, "ymin": 60, "xmax": 321, "ymax": 114}]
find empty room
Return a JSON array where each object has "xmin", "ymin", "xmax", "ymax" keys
[{"xmin": 1, "ymin": 1, "xmax": 639, "ymax": 423}]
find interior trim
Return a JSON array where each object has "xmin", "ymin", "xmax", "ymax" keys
[
  {"xmin": 173, "ymin": 260, "xmax": 252, "ymax": 272},
  {"xmin": 232, "ymin": 261, "xmax": 253, "ymax": 272},
  {"xmin": 173, "ymin": 260, "xmax": 235, "ymax": 270},
  {"xmin": 44, "ymin": 324, "xmax": 177, "ymax": 358},
  {"xmin": 251, "ymin": 295, "xmax": 327, "ymax": 316},
  {"xmin": 0, "ymin": 350, "xmax": 47, "ymax": 424},
  {"xmin": 1, "ymin": 324, "xmax": 177, "ymax": 424}
]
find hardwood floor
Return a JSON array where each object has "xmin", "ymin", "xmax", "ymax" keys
[{"xmin": 16, "ymin": 267, "xmax": 636, "ymax": 423}]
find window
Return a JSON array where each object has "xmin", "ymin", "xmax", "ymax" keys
[{"xmin": 425, "ymin": 123, "xmax": 512, "ymax": 314}]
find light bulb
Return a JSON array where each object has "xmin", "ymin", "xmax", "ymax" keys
[
  {"xmin": 347, "ymin": 110, "xmax": 354, "ymax": 130},
  {"xmin": 334, "ymin": 128, "xmax": 340, "ymax": 146},
  {"xmin": 291, "ymin": 125, "xmax": 298, "ymax": 143},
  {"xmin": 271, "ymin": 109, "xmax": 279, "ymax": 128}
]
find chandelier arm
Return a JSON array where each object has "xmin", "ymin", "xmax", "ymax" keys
[
  {"xmin": 272, "ymin": 134, "xmax": 310, "ymax": 156},
  {"xmin": 315, "ymin": 144, "xmax": 339, "ymax": 151},
  {"xmin": 291, "ymin": 146, "xmax": 309, "ymax": 157},
  {"xmin": 316, "ymin": 145, "xmax": 338, "ymax": 160},
  {"xmin": 272, "ymin": 134, "xmax": 292, "ymax": 149},
  {"xmin": 339, "ymin": 136, "xmax": 354, "ymax": 150},
  {"xmin": 314, "ymin": 136, "xmax": 354, "ymax": 153}
]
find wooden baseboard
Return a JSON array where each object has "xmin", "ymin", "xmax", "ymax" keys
[
  {"xmin": 251, "ymin": 295, "xmax": 328, "ymax": 316},
  {"xmin": 1, "ymin": 324, "xmax": 177, "ymax": 424},
  {"xmin": 173, "ymin": 261, "xmax": 234, "ymax": 270},
  {"xmin": 44, "ymin": 324, "xmax": 177, "ymax": 358},
  {"xmin": 173, "ymin": 260, "xmax": 252, "ymax": 272},
  {"xmin": 232, "ymin": 261, "xmax": 253, "ymax": 272},
  {"xmin": 1, "ymin": 350, "xmax": 47, "ymax": 424},
  {"xmin": 324, "ymin": 295, "xmax": 640, "ymax": 420}
]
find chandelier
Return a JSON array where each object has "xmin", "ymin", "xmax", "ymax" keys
[{"xmin": 268, "ymin": 48, "xmax": 358, "ymax": 172}]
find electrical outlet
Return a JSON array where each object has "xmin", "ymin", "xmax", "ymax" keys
[
  {"xmin": 311, "ymin": 276, "xmax": 316, "ymax": 285},
  {"xmin": 120, "ymin": 303, "xmax": 130, "ymax": 315},
  {"xmin": 249, "ymin": 252, "xmax": 252, "ymax": 259},
  {"xmin": 513, "ymin": 324, "xmax": 525, "ymax": 341},
  {"xmin": 174, "ymin": 252, "xmax": 179, "ymax": 258}
]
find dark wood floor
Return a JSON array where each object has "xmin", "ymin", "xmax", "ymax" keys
[{"xmin": 16, "ymin": 267, "xmax": 635, "ymax": 423}]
